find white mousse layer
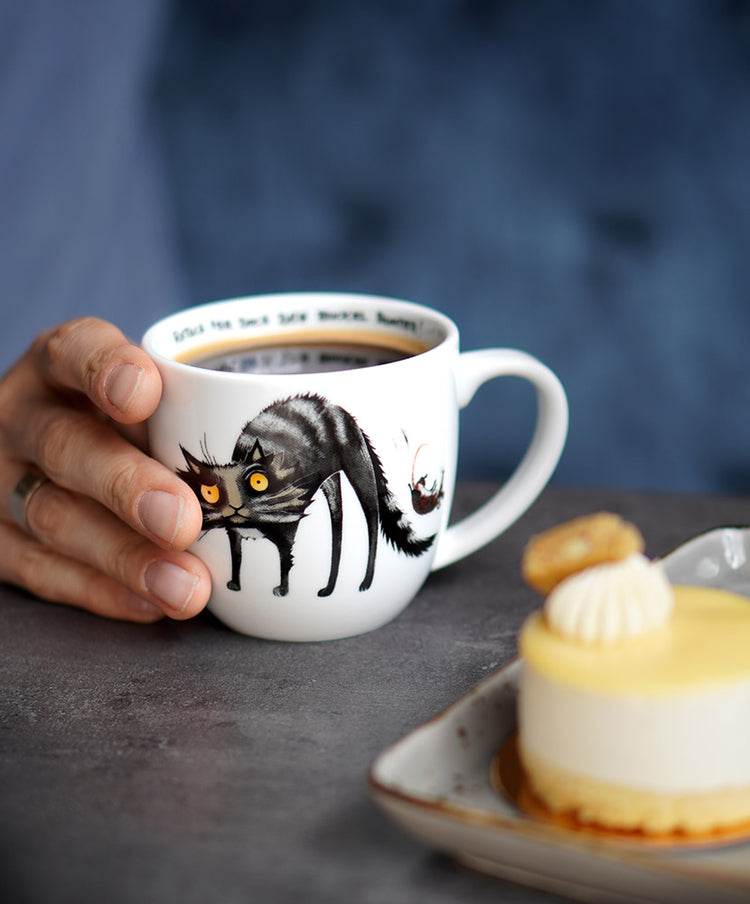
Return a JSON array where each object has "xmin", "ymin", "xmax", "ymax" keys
[{"xmin": 519, "ymin": 662, "xmax": 750, "ymax": 793}]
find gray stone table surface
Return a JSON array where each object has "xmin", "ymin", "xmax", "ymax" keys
[{"xmin": 3, "ymin": 483, "xmax": 750, "ymax": 904}]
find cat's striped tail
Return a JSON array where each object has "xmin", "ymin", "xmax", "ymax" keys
[{"xmin": 365, "ymin": 437, "xmax": 435, "ymax": 557}]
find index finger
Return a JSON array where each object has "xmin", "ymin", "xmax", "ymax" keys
[{"xmin": 33, "ymin": 317, "xmax": 162, "ymax": 424}]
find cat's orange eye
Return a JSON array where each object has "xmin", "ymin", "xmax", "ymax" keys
[
  {"xmin": 249, "ymin": 472, "xmax": 269, "ymax": 492},
  {"xmin": 200, "ymin": 484, "xmax": 220, "ymax": 504}
]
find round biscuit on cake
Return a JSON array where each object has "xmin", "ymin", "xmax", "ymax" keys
[{"xmin": 521, "ymin": 512, "xmax": 645, "ymax": 596}]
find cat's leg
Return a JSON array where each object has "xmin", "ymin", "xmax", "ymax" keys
[
  {"xmin": 343, "ymin": 458, "xmax": 379, "ymax": 592},
  {"xmin": 226, "ymin": 528, "xmax": 242, "ymax": 591},
  {"xmin": 318, "ymin": 473, "xmax": 342, "ymax": 597},
  {"xmin": 267, "ymin": 524, "xmax": 299, "ymax": 597},
  {"xmin": 358, "ymin": 502, "xmax": 378, "ymax": 592}
]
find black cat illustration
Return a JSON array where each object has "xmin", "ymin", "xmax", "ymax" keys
[{"xmin": 177, "ymin": 394, "xmax": 435, "ymax": 597}]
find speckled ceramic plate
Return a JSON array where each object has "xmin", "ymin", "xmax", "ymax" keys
[{"xmin": 368, "ymin": 528, "xmax": 750, "ymax": 904}]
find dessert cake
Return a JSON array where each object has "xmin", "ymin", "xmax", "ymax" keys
[{"xmin": 517, "ymin": 513, "xmax": 750, "ymax": 835}]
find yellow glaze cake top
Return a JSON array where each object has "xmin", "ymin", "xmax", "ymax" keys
[{"xmin": 520, "ymin": 586, "xmax": 750, "ymax": 695}]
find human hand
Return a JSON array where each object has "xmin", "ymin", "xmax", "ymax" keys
[{"xmin": 0, "ymin": 317, "xmax": 211, "ymax": 622}]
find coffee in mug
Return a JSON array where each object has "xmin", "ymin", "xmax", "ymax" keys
[
  {"xmin": 178, "ymin": 335, "xmax": 424, "ymax": 374},
  {"xmin": 143, "ymin": 292, "xmax": 568, "ymax": 641}
]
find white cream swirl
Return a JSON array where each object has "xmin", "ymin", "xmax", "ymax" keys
[{"xmin": 544, "ymin": 553, "xmax": 673, "ymax": 644}]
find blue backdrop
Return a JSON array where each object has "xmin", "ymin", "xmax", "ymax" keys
[
  {"xmin": 3, "ymin": 1, "xmax": 749, "ymax": 494},
  {"xmin": 155, "ymin": 0, "xmax": 750, "ymax": 494}
]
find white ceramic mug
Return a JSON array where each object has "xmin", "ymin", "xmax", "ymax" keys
[{"xmin": 143, "ymin": 292, "xmax": 568, "ymax": 641}]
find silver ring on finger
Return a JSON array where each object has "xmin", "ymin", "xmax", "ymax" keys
[{"xmin": 11, "ymin": 469, "xmax": 51, "ymax": 532}]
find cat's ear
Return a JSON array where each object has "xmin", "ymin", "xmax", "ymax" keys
[
  {"xmin": 249, "ymin": 439, "xmax": 265, "ymax": 463},
  {"xmin": 180, "ymin": 445, "xmax": 203, "ymax": 474},
  {"xmin": 234, "ymin": 435, "xmax": 272, "ymax": 465}
]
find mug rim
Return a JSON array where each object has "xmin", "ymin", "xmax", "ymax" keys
[{"xmin": 141, "ymin": 291, "xmax": 459, "ymax": 379}]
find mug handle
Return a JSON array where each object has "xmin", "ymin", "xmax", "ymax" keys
[{"xmin": 431, "ymin": 349, "xmax": 568, "ymax": 571}]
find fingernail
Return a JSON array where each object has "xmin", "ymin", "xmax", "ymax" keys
[
  {"xmin": 138, "ymin": 490, "xmax": 184, "ymax": 544},
  {"xmin": 145, "ymin": 561, "xmax": 198, "ymax": 613},
  {"xmin": 105, "ymin": 363, "xmax": 144, "ymax": 413}
]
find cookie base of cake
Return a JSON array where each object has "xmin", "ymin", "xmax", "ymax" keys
[
  {"xmin": 491, "ymin": 734, "xmax": 750, "ymax": 846},
  {"xmin": 520, "ymin": 742, "xmax": 750, "ymax": 836}
]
